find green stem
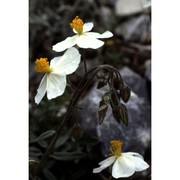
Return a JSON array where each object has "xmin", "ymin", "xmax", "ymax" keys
[
  {"xmin": 67, "ymin": 77, "xmax": 79, "ymax": 92},
  {"xmin": 82, "ymin": 50, "xmax": 87, "ymax": 74},
  {"xmin": 34, "ymin": 64, "xmax": 118, "ymax": 175}
]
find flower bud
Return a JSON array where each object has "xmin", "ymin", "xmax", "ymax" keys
[{"xmin": 120, "ymin": 86, "xmax": 131, "ymax": 103}]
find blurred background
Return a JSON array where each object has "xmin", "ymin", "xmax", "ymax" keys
[{"xmin": 29, "ymin": 0, "xmax": 151, "ymax": 179}]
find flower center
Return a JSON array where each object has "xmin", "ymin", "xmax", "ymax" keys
[
  {"xmin": 109, "ymin": 140, "xmax": 123, "ymax": 157},
  {"xmin": 70, "ymin": 16, "xmax": 84, "ymax": 34},
  {"xmin": 35, "ymin": 58, "xmax": 51, "ymax": 73}
]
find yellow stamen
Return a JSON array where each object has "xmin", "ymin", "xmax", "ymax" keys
[
  {"xmin": 70, "ymin": 16, "xmax": 84, "ymax": 34},
  {"xmin": 109, "ymin": 140, "xmax": 123, "ymax": 157},
  {"xmin": 35, "ymin": 58, "xmax": 51, "ymax": 73}
]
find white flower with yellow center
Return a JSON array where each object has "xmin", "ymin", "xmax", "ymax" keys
[
  {"xmin": 93, "ymin": 140, "xmax": 149, "ymax": 179},
  {"xmin": 52, "ymin": 16, "xmax": 113, "ymax": 52},
  {"xmin": 34, "ymin": 47, "xmax": 81, "ymax": 104}
]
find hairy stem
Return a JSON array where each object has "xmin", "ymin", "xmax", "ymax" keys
[{"xmin": 35, "ymin": 64, "xmax": 118, "ymax": 175}]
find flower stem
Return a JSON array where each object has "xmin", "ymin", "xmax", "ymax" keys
[
  {"xmin": 82, "ymin": 49, "xmax": 87, "ymax": 74},
  {"xmin": 67, "ymin": 76, "xmax": 79, "ymax": 91},
  {"xmin": 34, "ymin": 64, "xmax": 120, "ymax": 175}
]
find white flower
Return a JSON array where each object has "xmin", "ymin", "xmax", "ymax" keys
[
  {"xmin": 34, "ymin": 47, "xmax": 81, "ymax": 104},
  {"xmin": 52, "ymin": 16, "xmax": 113, "ymax": 52},
  {"xmin": 93, "ymin": 140, "xmax": 149, "ymax": 179}
]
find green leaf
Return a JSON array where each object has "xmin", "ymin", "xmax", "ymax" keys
[
  {"xmin": 37, "ymin": 140, "xmax": 48, "ymax": 148},
  {"xmin": 55, "ymin": 129, "xmax": 73, "ymax": 148},
  {"xmin": 43, "ymin": 169, "xmax": 57, "ymax": 180},
  {"xmin": 51, "ymin": 152, "xmax": 86, "ymax": 161},
  {"xmin": 31, "ymin": 130, "xmax": 56, "ymax": 143},
  {"xmin": 29, "ymin": 147, "xmax": 43, "ymax": 157}
]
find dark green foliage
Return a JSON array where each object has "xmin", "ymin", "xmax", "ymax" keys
[
  {"xmin": 43, "ymin": 169, "xmax": 57, "ymax": 180},
  {"xmin": 29, "ymin": 147, "xmax": 43, "ymax": 157},
  {"xmin": 30, "ymin": 130, "xmax": 56, "ymax": 143},
  {"xmin": 51, "ymin": 152, "xmax": 86, "ymax": 161},
  {"xmin": 120, "ymin": 86, "xmax": 131, "ymax": 103},
  {"xmin": 98, "ymin": 93, "xmax": 110, "ymax": 124},
  {"xmin": 55, "ymin": 128, "xmax": 73, "ymax": 148}
]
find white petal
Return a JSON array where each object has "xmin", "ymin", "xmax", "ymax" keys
[
  {"xmin": 112, "ymin": 155, "xmax": 135, "ymax": 178},
  {"xmin": 77, "ymin": 34, "xmax": 104, "ymax": 49},
  {"xmin": 52, "ymin": 47, "xmax": 81, "ymax": 75},
  {"xmin": 83, "ymin": 32, "xmax": 101, "ymax": 38},
  {"xmin": 124, "ymin": 152, "xmax": 144, "ymax": 160},
  {"xmin": 86, "ymin": 31, "xmax": 113, "ymax": 39},
  {"xmin": 50, "ymin": 56, "xmax": 61, "ymax": 68},
  {"xmin": 52, "ymin": 35, "xmax": 78, "ymax": 52},
  {"xmin": 35, "ymin": 75, "xmax": 48, "ymax": 104},
  {"xmin": 97, "ymin": 31, "xmax": 113, "ymax": 39},
  {"xmin": 93, "ymin": 167, "xmax": 105, "ymax": 173},
  {"xmin": 46, "ymin": 74, "xmax": 66, "ymax": 100},
  {"xmin": 93, "ymin": 156, "xmax": 116, "ymax": 173},
  {"xmin": 83, "ymin": 22, "xmax": 94, "ymax": 32},
  {"xmin": 122, "ymin": 152, "xmax": 149, "ymax": 172},
  {"xmin": 98, "ymin": 156, "xmax": 116, "ymax": 166}
]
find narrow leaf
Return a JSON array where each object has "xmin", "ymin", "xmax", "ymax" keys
[
  {"xmin": 51, "ymin": 152, "xmax": 86, "ymax": 161},
  {"xmin": 29, "ymin": 147, "xmax": 43, "ymax": 157},
  {"xmin": 37, "ymin": 140, "xmax": 48, "ymax": 148},
  {"xmin": 43, "ymin": 169, "xmax": 57, "ymax": 180},
  {"xmin": 34, "ymin": 130, "xmax": 56, "ymax": 142},
  {"xmin": 55, "ymin": 129, "xmax": 73, "ymax": 148}
]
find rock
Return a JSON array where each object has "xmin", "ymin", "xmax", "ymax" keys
[
  {"xmin": 115, "ymin": 0, "xmax": 151, "ymax": 16},
  {"xmin": 115, "ymin": 14, "xmax": 151, "ymax": 43},
  {"xmin": 97, "ymin": 92, "xmax": 151, "ymax": 155},
  {"xmin": 120, "ymin": 67, "xmax": 149, "ymax": 100},
  {"xmin": 78, "ymin": 67, "xmax": 151, "ymax": 156},
  {"xmin": 144, "ymin": 59, "xmax": 151, "ymax": 103},
  {"xmin": 145, "ymin": 59, "xmax": 151, "ymax": 81},
  {"xmin": 130, "ymin": 43, "xmax": 151, "ymax": 57},
  {"xmin": 100, "ymin": 6, "xmax": 114, "ymax": 29}
]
